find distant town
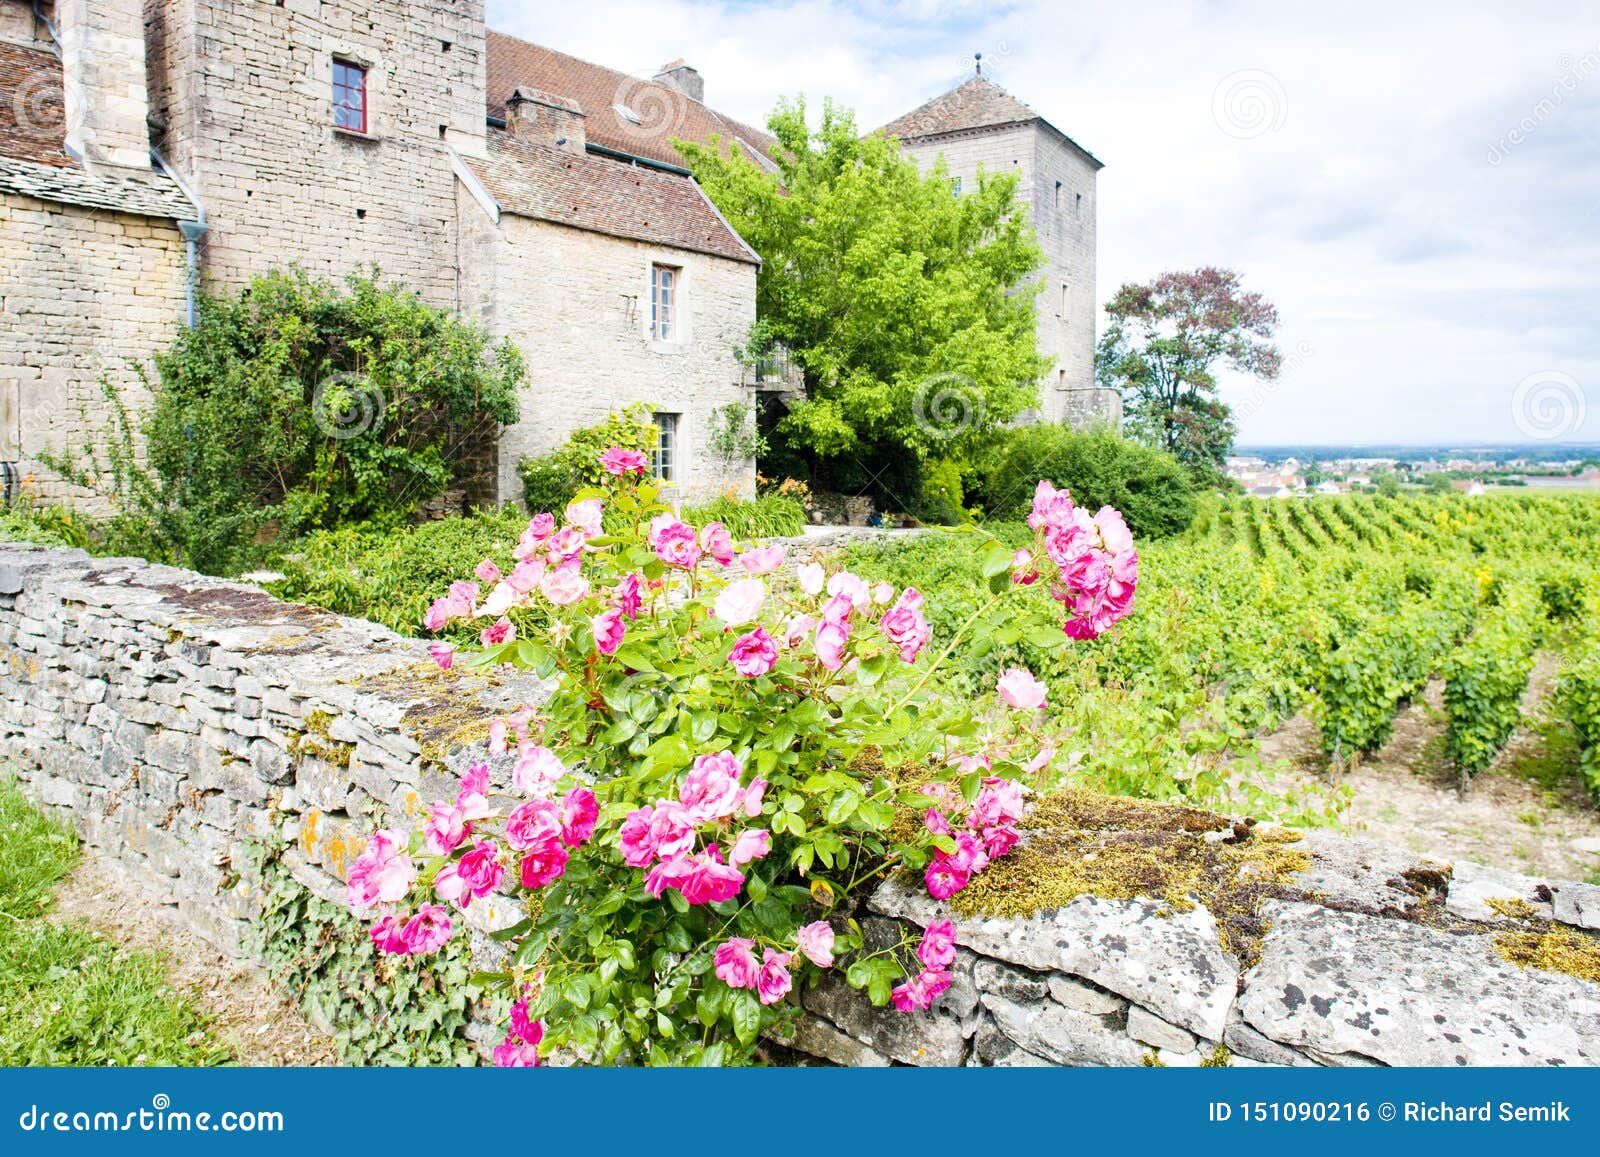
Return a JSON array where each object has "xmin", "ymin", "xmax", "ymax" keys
[{"xmin": 1227, "ymin": 444, "xmax": 1600, "ymax": 498}]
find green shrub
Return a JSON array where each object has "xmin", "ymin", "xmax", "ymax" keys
[
  {"xmin": 516, "ymin": 404, "xmax": 658, "ymax": 512},
  {"xmin": 0, "ymin": 502, "xmax": 93, "ymax": 551},
  {"xmin": 51, "ymin": 269, "xmax": 523, "ymax": 575},
  {"xmin": 972, "ymin": 425, "xmax": 1196, "ymax": 538},
  {"xmin": 681, "ymin": 494, "xmax": 807, "ymax": 539},
  {"xmin": 267, "ymin": 508, "xmax": 529, "ymax": 637}
]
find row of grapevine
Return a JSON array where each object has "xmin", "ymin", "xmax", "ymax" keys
[
  {"xmin": 1556, "ymin": 644, "xmax": 1600, "ymax": 799},
  {"xmin": 1440, "ymin": 583, "xmax": 1543, "ymax": 778}
]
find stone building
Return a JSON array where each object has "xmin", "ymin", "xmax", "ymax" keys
[
  {"xmin": 0, "ymin": 2, "xmax": 1111, "ymax": 514},
  {"xmin": 0, "ymin": 0, "xmax": 762, "ymax": 505},
  {"xmin": 883, "ymin": 68, "xmax": 1119, "ymax": 429}
]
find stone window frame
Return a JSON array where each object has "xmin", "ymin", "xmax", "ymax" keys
[
  {"xmin": 329, "ymin": 49, "xmax": 381, "ymax": 142},
  {"xmin": 644, "ymin": 257, "xmax": 690, "ymax": 352},
  {"xmin": 651, "ymin": 411, "xmax": 680, "ymax": 483}
]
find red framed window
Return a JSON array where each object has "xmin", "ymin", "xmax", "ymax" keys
[{"xmin": 333, "ymin": 60, "xmax": 368, "ymax": 133}]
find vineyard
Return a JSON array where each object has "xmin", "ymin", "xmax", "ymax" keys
[
  {"xmin": 845, "ymin": 491, "xmax": 1600, "ymax": 853},
  {"xmin": 1107, "ymin": 493, "xmax": 1600, "ymax": 788}
]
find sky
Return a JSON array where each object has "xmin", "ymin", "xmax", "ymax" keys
[{"xmin": 485, "ymin": 0, "xmax": 1600, "ymax": 446}]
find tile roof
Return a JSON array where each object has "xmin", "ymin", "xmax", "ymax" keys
[
  {"xmin": 486, "ymin": 31, "xmax": 779, "ymax": 171},
  {"xmin": 0, "ymin": 39, "xmax": 193, "ymax": 218},
  {"xmin": 880, "ymin": 74, "xmax": 1104, "ymax": 169},
  {"xmin": 466, "ymin": 128, "xmax": 759, "ymax": 265}
]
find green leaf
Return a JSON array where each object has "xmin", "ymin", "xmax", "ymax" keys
[{"xmin": 730, "ymin": 990, "xmax": 762, "ymax": 1046}]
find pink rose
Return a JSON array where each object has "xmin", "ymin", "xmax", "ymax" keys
[
  {"xmin": 559, "ymin": 787, "xmax": 599, "ymax": 847},
  {"xmin": 728, "ymin": 626, "xmax": 778, "ymax": 677},
  {"xmin": 643, "ymin": 855, "xmax": 697, "ymax": 898},
  {"xmin": 738, "ymin": 546, "xmax": 787, "ymax": 575},
  {"xmin": 424, "ymin": 799, "xmax": 471, "ymax": 856},
  {"xmin": 460, "ymin": 762, "xmax": 489, "ymax": 798},
  {"xmin": 728, "ymin": 828, "xmax": 771, "ymax": 868},
  {"xmin": 345, "ymin": 829, "xmax": 415, "ymax": 911},
  {"xmin": 649, "ymin": 516, "xmax": 702, "ymax": 568},
  {"xmin": 713, "ymin": 578, "xmax": 767, "ymax": 626},
  {"xmin": 982, "ymin": 824, "xmax": 1019, "ymax": 859},
  {"xmin": 599, "ymin": 446, "xmax": 648, "ymax": 476},
  {"xmin": 504, "ymin": 799, "xmax": 562, "ymax": 851},
  {"xmin": 680, "ymin": 752, "xmax": 745, "ymax": 824},
  {"xmin": 540, "ymin": 566, "xmax": 589, "ymax": 606},
  {"xmin": 872, "ymin": 581, "xmax": 894, "ymax": 605},
  {"xmin": 680, "ymin": 848, "xmax": 744, "ymax": 905},
  {"xmin": 545, "ymin": 527, "xmax": 588, "ymax": 563},
  {"xmin": 399, "ymin": 905, "xmax": 453, "ymax": 955},
  {"xmin": 506, "ymin": 558, "xmax": 545, "ymax": 594},
  {"xmin": 924, "ymin": 858, "xmax": 969, "ymax": 900},
  {"xmin": 949, "ymin": 831, "xmax": 990, "ymax": 874},
  {"xmin": 714, "ymin": 938, "xmax": 760, "ymax": 989},
  {"xmin": 423, "ymin": 599, "xmax": 452, "ymax": 632},
  {"xmin": 917, "ymin": 919, "xmax": 957, "ymax": 969},
  {"xmin": 1011, "ymin": 548, "xmax": 1039, "ymax": 586},
  {"xmin": 827, "ymin": 570, "xmax": 871, "ymax": 609},
  {"xmin": 814, "ymin": 619, "xmax": 849, "ymax": 671},
  {"xmin": 971, "ymin": 777, "xmax": 1025, "ymax": 828},
  {"xmin": 890, "ymin": 971, "xmax": 935, "ymax": 1013},
  {"xmin": 1093, "ymin": 505, "xmax": 1133, "ymax": 554},
  {"xmin": 493, "ymin": 1034, "xmax": 541, "ymax": 1067},
  {"xmin": 592, "ymin": 607, "xmax": 626, "ymax": 655},
  {"xmin": 565, "ymin": 498, "xmax": 604, "ymax": 540},
  {"xmin": 742, "ymin": 778, "xmax": 768, "ymax": 818},
  {"xmin": 756, "ymin": 949, "xmax": 793, "ymax": 1005},
  {"xmin": 700, "ymin": 522, "xmax": 736, "ymax": 566},
  {"xmin": 795, "ymin": 921, "xmax": 835, "ymax": 968},
  {"xmin": 783, "ymin": 614, "xmax": 816, "ymax": 650},
  {"xmin": 921, "ymin": 968, "xmax": 954, "ymax": 1002},
  {"xmin": 648, "ymin": 801, "xmax": 697, "ymax": 860},
  {"xmin": 514, "ymin": 513, "xmax": 556, "ymax": 560},
  {"xmin": 613, "ymin": 572, "xmax": 643, "ymax": 619},
  {"xmin": 428, "ymin": 641, "xmax": 455, "ymax": 671},
  {"xmin": 924, "ymin": 808, "xmax": 951, "ymax": 837},
  {"xmin": 488, "ymin": 718, "xmax": 509, "ymax": 756},
  {"xmin": 796, "ymin": 562, "xmax": 825, "ymax": 596},
  {"xmin": 518, "ymin": 842, "xmax": 570, "ymax": 888},
  {"xmin": 481, "ymin": 617, "xmax": 516, "ymax": 646},
  {"xmin": 456, "ymin": 840, "xmax": 505, "ymax": 898},
  {"xmin": 370, "ymin": 914, "xmax": 408, "ymax": 955},
  {"xmin": 475, "ymin": 559, "xmax": 503, "ymax": 584},
  {"xmin": 510, "ymin": 999, "xmax": 544, "ymax": 1046},
  {"xmin": 512, "ymin": 745, "xmax": 567, "ymax": 795},
  {"xmin": 619, "ymin": 805, "xmax": 659, "ymax": 867},
  {"xmin": 996, "ymin": 667, "xmax": 1047, "ymax": 711},
  {"xmin": 820, "ymin": 591, "xmax": 853, "ymax": 626},
  {"xmin": 880, "ymin": 587, "xmax": 930, "ymax": 663}
]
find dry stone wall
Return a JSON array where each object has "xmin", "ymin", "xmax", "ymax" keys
[{"xmin": 1, "ymin": 543, "xmax": 1597, "ymax": 1067}]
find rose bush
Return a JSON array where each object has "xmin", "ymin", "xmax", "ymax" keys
[{"xmin": 346, "ymin": 460, "xmax": 1137, "ymax": 1065}]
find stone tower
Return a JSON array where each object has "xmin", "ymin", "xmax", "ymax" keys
[{"xmin": 882, "ymin": 67, "xmax": 1119, "ymax": 429}]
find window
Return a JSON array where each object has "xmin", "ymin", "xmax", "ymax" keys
[
  {"xmin": 1075, "ymin": 191, "xmax": 1082, "ymax": 216},
  {"xmin": 650, "ymin": 264, "xmax": 679, "ymax": 341},
  {"xmin": 652, "ymin": 413, "xmax": 679, "ymax": 482},
  {"xmin": 333, "ymin": 60, "xmax": 368, "ymax": 133},
  {"xmin": 1059, "ymin": 283, "xmax": 1070, "ymax": 318},
  {"xmin": 949, "ymin": 176, "xmax": 962, "ymax": 198},
  {"xmin": 1054, "ymin": 180, "xmax": 1062, "ymax": 209}
]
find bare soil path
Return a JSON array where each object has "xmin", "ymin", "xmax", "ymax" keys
[
  {"xmin": 1258, "ymin": 652, "xmax": 1600, "ymax": 882},
  {"xmin": 49, "ymin": 848, "xmax": 338, "ymax": 1066}
]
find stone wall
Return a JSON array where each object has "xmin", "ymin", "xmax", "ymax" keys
[
  {"xmin": 0, "ymin": 191, "xmax": 188, "ymax": 499},
  {"xmin": 2, "ymin": 543, "xmax": 1597, "ymax": 1067}
]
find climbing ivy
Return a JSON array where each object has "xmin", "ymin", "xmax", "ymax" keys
[{"xmin": 247, "ymin": 847, "xmax": 484, "ymax": 1064}]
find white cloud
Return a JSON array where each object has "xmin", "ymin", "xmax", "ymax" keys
[{"xmin": 487, "ymin": 0, "xmax": 1600, "ymax": 444}]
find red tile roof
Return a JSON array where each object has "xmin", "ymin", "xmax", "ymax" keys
[
  {"xmin": 0, "ymin": 40, "xmax": 72, "ymax": 167},
  {"xmin": 467, "ymin": 128, "xmax": 759, "ymax": 265},
  {"xmin": 486, "ymin": 31, "xmax": 778, "ymax": 171}
]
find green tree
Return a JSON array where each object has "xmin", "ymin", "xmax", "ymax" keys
[
  {"xmin": 679, "ymin": 100, "xmax": 1048, "ymax": 495},
  {"xmin": 1096, "ymin": 267, "xmax": 1280, "ymax": 477}
]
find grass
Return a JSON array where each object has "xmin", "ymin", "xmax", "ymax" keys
[{"xmin": 0, "ymin": 778, "xmax": 229, "ymax": 1066}]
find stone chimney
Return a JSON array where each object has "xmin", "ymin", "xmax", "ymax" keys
[
  {"xmin": 56, "ymin": 0, "xmax": 151, "ymax": 172},
  {"xmin": 504, "ymin": 87, "xmax": 586, "ymax": 154},
  {"xmin": 652, "ymin": 59, "xmax": 703, "ymax": 103}
]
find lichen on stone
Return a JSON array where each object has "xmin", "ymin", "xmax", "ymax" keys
[
  {"xmin": 1493, "ymin": 926, "xmax": 1600, "ymax": 983},
  {"xmin": 949, "ymin": 788, "xmax": 1311, "ymax": 965}
]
